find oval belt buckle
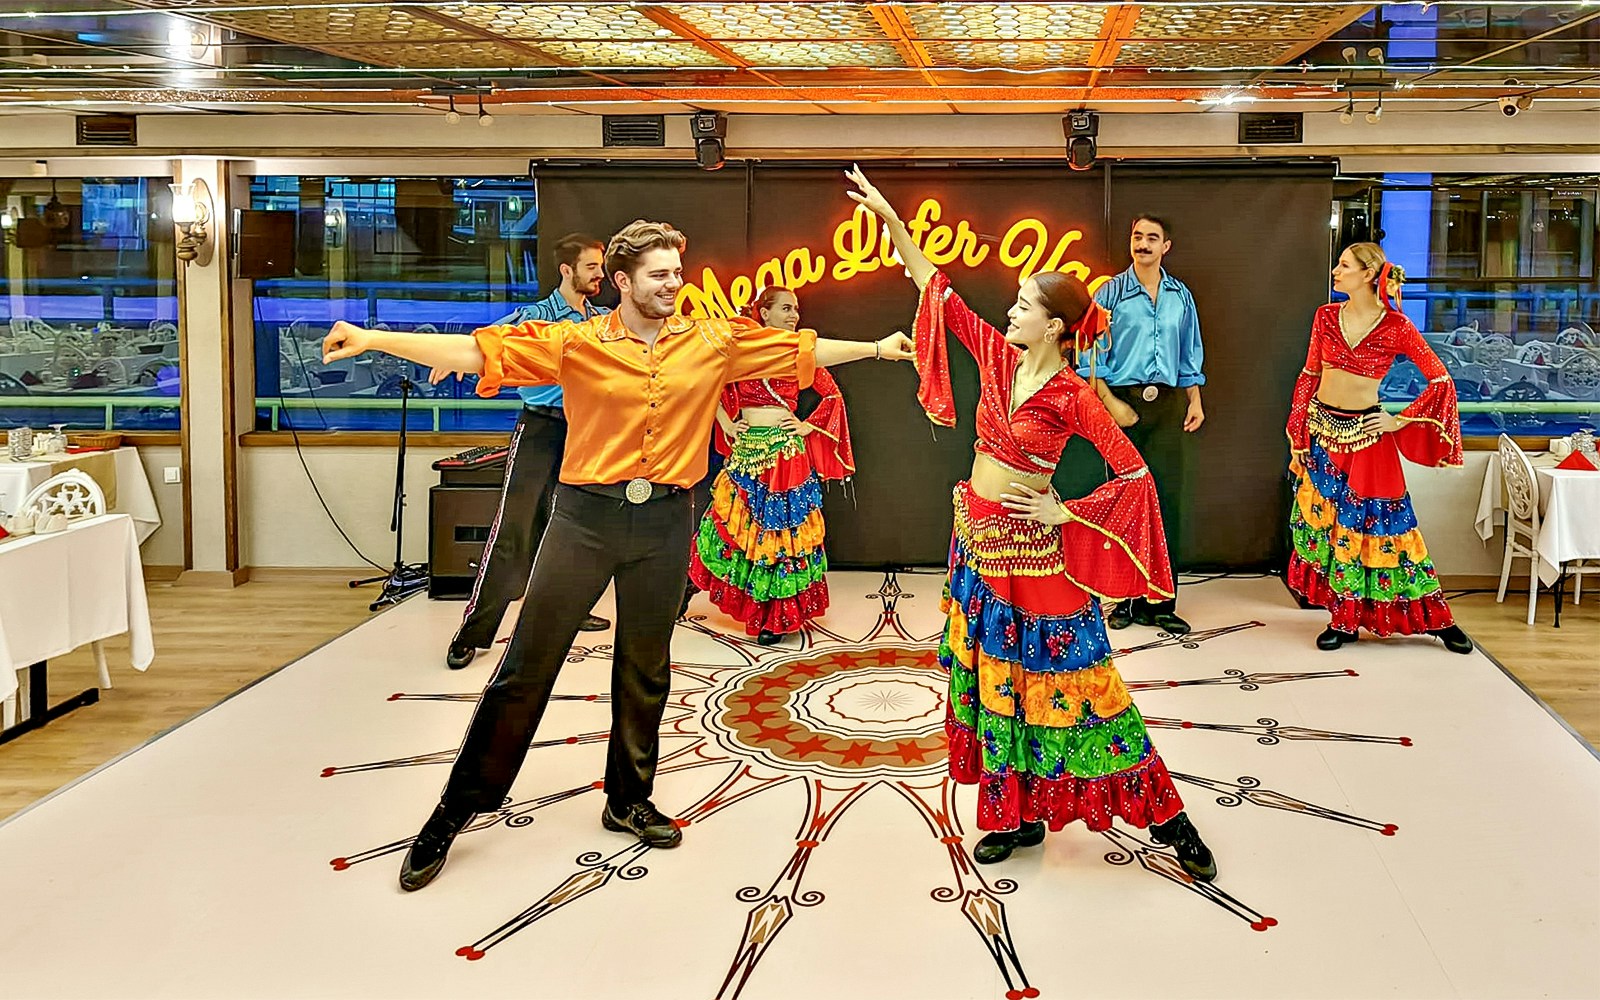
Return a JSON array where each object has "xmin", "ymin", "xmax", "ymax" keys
[
  {"xmin": 624, "ymin": 477, "xmax": 653, "ymax": 505},
  {"xmin": 1141, "ymin": 385, "xmax": 1160, "ymax": 402}
]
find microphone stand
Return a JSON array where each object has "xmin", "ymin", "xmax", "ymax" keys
[{"xmin": 350, "ymin": 375, "xmax": 428, "ymax": 610}]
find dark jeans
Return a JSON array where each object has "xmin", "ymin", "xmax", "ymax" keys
[
  {"xmin": 1108, "ymin": 384, "xmax": 1190, "ymax": 617},
  {"xmin": 441, "ymin": 485, "xmax": 694, "ymax": 813},
  {"xmin": 456, "ymin": 407, "xmax": 566, "ymax": 649}
]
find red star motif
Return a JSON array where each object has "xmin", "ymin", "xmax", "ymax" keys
[
  {"xmin": 729, "ymin": 704, "xmax": 780, "ymax": 727},
  {"xmin": 892, "ymin": 740, "xmax": 932, "ymax": 765},
  {"xmin": 753, "ymin": 722, "xmax": 795, "ymax": 744},
  {"xmin": 784, "ymin": 660, "xmax": 827, "ymax": 679},
  {"xmin": 783, "ymin": 735, "xmax": 831, "ymax": 758},
  {"xmin": 836, "ymin": 743, "xmax": 876, "ymax": 767}
]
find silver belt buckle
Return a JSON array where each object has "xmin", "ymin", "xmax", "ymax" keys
[
  {"xmin": 1141, "ymin": 385, "xmax": 1160, "ymax": 402},
  {"xmin": 624, "ymin": 477, "xmax": 653, "ymax": 504}
]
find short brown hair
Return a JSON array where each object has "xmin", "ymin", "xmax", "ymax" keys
[
  {"xmin": 605, "ymin": 220, "xmax": 686, "ymax": 286},
  {"xmin": 552, "ymin": 232, "xmax": 603, "ymax": 272}
]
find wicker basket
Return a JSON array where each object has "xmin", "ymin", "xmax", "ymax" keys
[{"xmin": 68, "ymin": 431, "xmax": 123, "ymax": 451}]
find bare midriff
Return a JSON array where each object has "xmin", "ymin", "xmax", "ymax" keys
[
  {"xmin": 738, "ymin": 404, "xmax": 794, "ymax": 426},
  {"xmin": 970, "ymin": 452, "xmax": 1052, "ymax": 504},
  {"xmin": 1315, "ymin": 367, "xmax": 1382, "ymax": 412}
]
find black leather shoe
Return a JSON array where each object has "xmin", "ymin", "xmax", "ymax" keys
[
  {"xmin": 756, "ymin": 630, "xmax": 782, "ymax": 646},
  {"xmin": 1316, "ymin": 626, "xmax": 1358, "ymax": 651},
  {"xmin": 1149, "ymin": 811, "xmax": 1217, "ymax": 882},
  {"xmin": 1429, "ymin": 625, "xmax": 1474, "ymax": 655},
  {"xmin": 973, "ymin": 820, "xmax": 1046, "ymax": 864},
  {"xmin": 445, "ymin": 642, "xmax": 477, "ymax": 670},
  {"xmin": 1151, "ymin": 612, "xmax": 1191, "ymax": 635},
  {"xmin": 579, "ymin": 614, "xmax": 610, "ymax": 632},
  {"xmin": 399, "ymin": 804, "xmax": 472, "ymax": 892},
  {"xmin": 1129, "ymin": 600, "xmax": 1158, "ymax": 627},
  {"xmin": 1106, "ymin": 602, "xmax": 1134, "ymax": 630},
  {"xmin": 601, "ymin": 799, "xmax": 683, "ymax": 848}
]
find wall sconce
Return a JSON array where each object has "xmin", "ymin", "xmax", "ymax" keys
[
  {"xmin": 168, "ymin": 177, "xmax": 213, "ymax": 265},
  {"xmin": 0, "ymin": 209, "xmax": 15, "ymax": 245}
]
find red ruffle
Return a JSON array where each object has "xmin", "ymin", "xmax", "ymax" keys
[
  {"xmin": 1287, "ymin": 553, "xmax": 1456, "ymax": 635},
  {"xmin": 688, "ymin": 556, "xmax": 830, "ymax": 636},
  {"xmin": 946, "ymin": 714, "xmax": 1184, "ymax": 833}
]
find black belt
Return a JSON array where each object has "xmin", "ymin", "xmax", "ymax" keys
[
  {"xmin": 573, "ymin": 480, "xmax": 685, "ymax": 504},
  {"xmin": 1114, "ymin": 383, "xmax": 1176, "ymax": 402},
  {"xmin": 523, "ymin": 404, "xmax": 565, "ymax": 421}
]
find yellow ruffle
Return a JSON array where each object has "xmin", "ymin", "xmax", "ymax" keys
[
  {"xmin": 976, "ymin": 651, "xmax": 1131, "ymax": 726},
  {"xmin": 1296, "ymin": 477, "xmax": 1430, "ymax": 567}
]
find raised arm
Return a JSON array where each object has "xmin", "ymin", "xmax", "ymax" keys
[
  {"xmin": 322, "ymin": 317, "xmax": 572, "ymax": 396},
  {"xmin": 844, "ymin": 164, "xmax": 935, "ymax": 291}
]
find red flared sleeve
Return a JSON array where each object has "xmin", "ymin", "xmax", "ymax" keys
[
  {"xmin": 1057, "ymin": 383, "xmax": 1176, "ymax": 602},
  {"xmin": 712, "ymin": 383, "xmax": 740, "ymax": 458},
  {"xmin": 912, "ymin": 269, "xmax": 1011, "ymax": 428},
  {"xmin": 1394, "ymin": 321, "xmax": 1464, "ymax": 468},
  {"xmin": 802, "ymin": 366, "xmax": 855, "ymax": 480},
  {"xmin": 1286, "ymin": 317, "xmax": 1324, "ymax": 460}
]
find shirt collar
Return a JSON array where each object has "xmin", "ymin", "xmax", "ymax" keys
[
  {"xmin": 597, "ymin": 310, "xmax": 694, "ymax": 343},
  {"xmin": 1115, "ymin": 264, "xmax": 1183, "ymax": 296},
  {"xmin": 538, "ymin": 285, "xmax": 598, "ymax": 321}
]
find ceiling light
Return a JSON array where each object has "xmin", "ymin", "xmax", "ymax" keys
[{"xmin": 443, "ymin": 94, "xmax": 460, "ymax": 125}]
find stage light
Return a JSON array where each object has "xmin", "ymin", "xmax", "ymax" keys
[
  {"xmin": 691, "ymin": 110, "xmax": 727, "ymax": 171},
  {"xmin": 476, "ymin": 91, "xmax": 493, "ymax": 127},
  {"xmin": 443, "ymin": 94, "xmax": 460, "ymax": 125},
  {"xmin": 1339, "ymin": 98, "xmax": 1354, "ymax": 125},
  {"xmin": 1063, "ymin": 110, "xmax": 1098, "ymax": 172}
]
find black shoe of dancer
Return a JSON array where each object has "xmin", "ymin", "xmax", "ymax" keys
[
  {"xmin": 445, "ymin": 640, "xmax": 477, "ymax": 670},
  {"xmin": 399, "ymin": 803, "xmax": 473, "ymax": 892},
  {"xmin": 1316, "ymin": 626, "xmax": 1358, "ymax": 651},
  {"xmin": 1429, "ymin": 625, "xmax": 1473, "ymax": 654},
  {"xmin": 580, "ymin": 614, "xmax": 611, "ymax": 632},
  {"xmin": 1150, "ymin": 611, "xmax": 1191, "ymax": 635},
  {"xmin": 1106, "ymin": 601, "xmax": 1134, "ymax": 630},
  {"xmin": 1150, "ymin": 811, "xmax": 1217, "ymax": 882},
  {"xmin": 757, "ymin": 630, "xmax": 783, "ymax": 646},
  {"xmin": 972, "ymin": 820, "xmax": 1046, "ymax": 864},
  {"xmin": 601, "ymin": 799, "xmax": 683, "ymax": 848},
  {"xmin": 678, "ymin": 583, "xmax": 697, "ymax": 620}
]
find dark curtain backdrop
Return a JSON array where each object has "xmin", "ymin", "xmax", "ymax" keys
[{"xmin": 534, "ymin": 160, "xmax": 1332, "ymax": 571}]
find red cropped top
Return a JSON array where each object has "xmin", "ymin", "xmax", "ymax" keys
[{"xmin": 716, "ymin": 366, "xmax": 854, "ymax": 480}]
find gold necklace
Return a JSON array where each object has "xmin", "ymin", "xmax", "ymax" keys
[{"xmin": 1010, "ymin": 361, "xmax": 1065, "ymax": 413}]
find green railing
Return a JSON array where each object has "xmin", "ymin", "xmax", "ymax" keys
[
  {"xmin": 0, "ymin": 395, "xmax": 181, "ymax": 430},
  {"xmin": 254, "ymin": 396, "xmax": 522, "ymax": 432}
]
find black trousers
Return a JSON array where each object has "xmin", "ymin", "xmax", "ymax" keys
[
  {"xmin": 441, "ymin": 485, "xmax": 695, "ymax": 813},
  {"xmin": 457, "ymin": 407, "xmax": 567, "ymax": 649},
  {"xmin": 1108, "ymin": 384, "xmax": 1190, "ymax": 615}
]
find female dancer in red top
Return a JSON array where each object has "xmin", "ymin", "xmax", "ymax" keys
[
  {"xmin": 846, "ymin": 167, "xmax": 1215, "ymax": 878},
  {"xmin": 691, "ymin": 286, "xmax": 855, "ymax": 645},
  {"xmin": 1286, "ymin": 242, "xmax": 1473, "ymax": 654}
]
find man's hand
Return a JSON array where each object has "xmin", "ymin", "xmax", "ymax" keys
[
  {"xmin": 1183, "ymin": 396, "xmax": 1206, "ymax": 433},
  {"xmin": 322, "ymin": 320, "xmax": 371, "ymax": 364},
  {"xmin": 876, "ymin": 331, "xmax": 915, "ymax": 362},
  {"xmin": 428, "ymin": 366, "xmax": 465, "ymax": 386}
]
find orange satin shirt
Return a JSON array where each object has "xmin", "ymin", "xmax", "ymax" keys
[{"xmin": 474, "ymin": 310, "xmax": 818, "ymax": 488}]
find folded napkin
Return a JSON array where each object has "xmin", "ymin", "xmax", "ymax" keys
[{"xmin": 1555, "ymin": 450, "xmax": 1597, "ymax": 471}]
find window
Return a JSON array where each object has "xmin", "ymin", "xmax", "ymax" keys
[
  {"xmin": 247, "ymin": 175, "xmax": 540, "ymax": 432},
  {"xmin": 0, "ymin": 177, "xmax": 180, "ymax": 431},
  {"xmin": 1361, "ymin": 174, "xmax": 1600, "ymax": 437}
]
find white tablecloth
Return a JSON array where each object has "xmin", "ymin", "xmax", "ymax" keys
[
  {"xmin": 1475, "ymin": 452, "xmax": 1600, "ymax": 585},
  {"xmin": 0, "ymin": 513, "xmax": 154, "ymax": 704},
  {"xmin": 0, "ymin": 447, "xmax": 160, "ymax": 543}
]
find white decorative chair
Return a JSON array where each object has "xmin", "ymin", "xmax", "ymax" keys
[
  {"xmin": 20, "ymin": 469, "xmax": 105, "ymax": 522},
  {"xmin": 1495, "ymin": 434, "xmax": 1543, "ymax": 624}
]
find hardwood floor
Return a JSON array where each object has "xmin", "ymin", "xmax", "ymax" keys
[{"xmin": 1, "ymin": 577, "xmax": 1595, "ymax": 822}]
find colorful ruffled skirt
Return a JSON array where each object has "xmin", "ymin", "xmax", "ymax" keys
[
  {"xmin": 689, "ymin": 426, "xmax": 829, "ymax": 637},
  {"xmin": 1287, "ymin": 401, "xmax": 1454, "ymax": 634},
  {"xmin": 942, "ymin": 481, "xmax": 1184, "ymax": 833}
]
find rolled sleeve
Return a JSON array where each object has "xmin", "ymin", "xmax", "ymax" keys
[
  {"xmin": 472, "ymin": 321, "xmax": 567, "ymax": 397},
  {"xmin": 727, "ymin": 322, "xmax": 818, "ymax": 389},
  {"xmin": 1177, "ymin": 290, "xmax": 1206, "ymax": 387}
]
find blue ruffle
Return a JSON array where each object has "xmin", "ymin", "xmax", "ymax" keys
[
  {"xmin": 1306, "ymin": 443, "xmax": 1419, "ymax": 536},
  {"xmin": 945, "ymin": 558, "xmax": 1111, "ymax": 674},
  {"xmin": 725, "ymin": 467, "xmax": 824, "ymax": 530}
]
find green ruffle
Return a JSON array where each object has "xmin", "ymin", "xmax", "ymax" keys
[
  {"xmin": 944, "ymin": 635, "xmax": 1157, "ymax": 781},
  {"xmin": 694, "ymin": 516, "xmax": 827, "ymax": 601},
  {"xmin": 1291, "ymin": 508, "xmax": 1442, "ymax": 602}
]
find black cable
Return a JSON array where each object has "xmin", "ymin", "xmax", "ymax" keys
[{"xmin": 257, "ymin": 296, "xmax": 386, "ymax": 571}]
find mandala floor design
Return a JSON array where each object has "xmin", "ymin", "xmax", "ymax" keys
[{"xmin": 1, "ymin": 572, "xmax": 1595, "ymax": 1000}]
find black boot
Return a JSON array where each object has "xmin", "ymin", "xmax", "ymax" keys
[
  {"xmin": 972, "ymin": 820, "xmax": 1046, "ymax": 864},
  {"xmin": 1150, "ymin": 811, "xmax": 1217, "ymax": 882},
  {"xmin": 1316, "ymin": 626, "xmax": 1358, "ymax": 651},
  {"xmin": 399, "ymin": 803, "xmax": 473, "ymax": 892},
  {"xmin": 1429, "ymin": 625, "xmax": 1473, "ymax": 654},
  {"xmin": 1106, "ymin": 601, "xmax": 1134, "ymax": 630}
]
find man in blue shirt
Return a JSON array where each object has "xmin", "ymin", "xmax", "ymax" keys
[
  {"xmin": 1077, "ymin": 214, "xmax": 1205, "ymax": 635},
  {"xmin": 446, "ymin": 233, "xmax": 612, "ymax": 669}
]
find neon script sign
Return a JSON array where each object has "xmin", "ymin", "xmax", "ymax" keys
[{"xmin": 676, "ymin": 198, "xmax": 1112, "ymax": 319}]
